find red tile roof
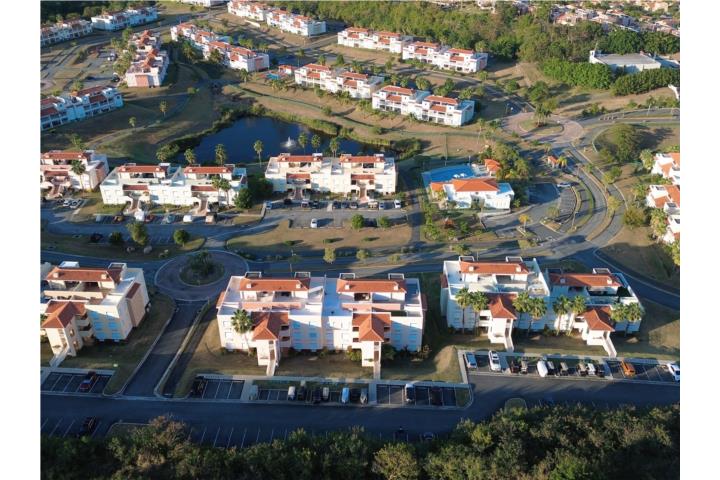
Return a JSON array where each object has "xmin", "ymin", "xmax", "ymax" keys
[
  {"xmin": 251, "ymin": 311, "xmax": 289, "ymax": 341},
  {"xmin": 118, "ymin": 164, "xmax": 167, "ymax": 174},
  {"xmin": 424, "ymin": 95, "xmax": 458, "ymax": 105},
  {"xmin": 459, "ymin": 260, "xmax": 529, "ymax": 275},
  {"xmin": 484, "ymin": 159, "xmax": 500, "ymax": 172},
  {"xmin": 42, "ymin": 301, "xmax": 87, "ymax": 329},
  {"xmin": 549, "ymin": 273, "xmax": 622, "ymax": 288},
  {"xmin": 238, "ymin": 277, "xmax": 310, "ymax": 292},
  {"xmin": 46, "ymin": 266, "xmax": 122, "ymax": 284},
  {"xmin": 303, "ymin": 63, "xmax": 331, "ymax": 72},
  {"xmin": 579, "ymin": 306, "xmax": 614, "ymax": 332},
  {"xmin": 337, "ymin": 278, "xmax": 406, "ymax": 293},
  {"xmin": 448, "ymin": 48, "xmax": 473, "ymax": 54},
  {"xmin": 381, "ymin": 85, "xmax": 414, "ymax": 95},
  {"xmin": 353, "ymin": 313, "xmax": 391, "ymax": 342},
  {"xmin": 488, "ymin": 293, "xmax": 517, "ymax": 319},
  {"xmin": 450, "ymin": 178, "xmax": 499, "ymax": 193},
  {"xmin": 184, "ymin": 166, "xmax": 232, "ymax": 174}
]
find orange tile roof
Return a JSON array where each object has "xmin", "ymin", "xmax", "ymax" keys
[
  {"xmin": 458, "ymin": 260, "xmax": 529, "ymax": 275},
  {"xmin": 338, "ymin": 154, "xmax": 385, "ymax": 163},
  {"xmin": 484, "ymin": 159, "xmax": 500, "ymax": 172},
  {"xmin": 668, "ymin": 152, "xmax": 680, "ymax": 167},
  {"xmin": 46, "ymin": 266, "xmax": 122, "ymax": 284},
  {"xmin": 184, "ymin": 166, "xmax": 232, "ymax": 174},
  {"xmin": 448, "ymin": 48, "xmax": 473, "ymax": 54},
  {"xmin": 238, "ymin": 277, "xmax": 310, "ymax": 292},
  {"xmin": 276, "ymin": 154, "xmax": 322, "ymax": 162},
  {"xmin": 42, "ymin": 150, "xmax": 92, "ymax": 161},
  {"xmin": 251, "ymin": 311, "xmax": 289, "ymax": 341},
  {"xmin": 430, "ymin": 182, "xmax": 446, "ymax": 192},
  {"xmin": 342, "ymin": 71, "xmax": 368, "ymax": 80},
  {"xmin": 381, "ymin": 85, "xmax": 414, "ymax": 95},
  {"xmin": 488, "ymin": 293, "xmax": 517, "ymax": 319},
  {"xmin": 118, "ymin": 164, "xmax": 168, "ymax": 174},
  {"xmin": 450, "ymin": 178, "xmax": 499, "ymax": 193},
  {"xmin": 430, "ymin": 105, "xmax": 447, "ymax": 113},
  {"xmin": 411, "ymin": 41, "xmax": 439, "ymax": 48},
  {"xmin": 337, "ymin": 278, "xmax": 406, "ymax": 293},
  {"xmin": 665, "ymin": 185, "xmax": 680, "ymax": 206},
  {"xmin": 549, "ymin": 273, "xmax": 622, "ymax": 288},
  {"xmin": 353, "ymin": 313, "xmax": 391, "ymax": 342},
  {"xmin": 579, "ymin": 306, "xmax": 614, "ymax": 332},
  {"xmin": 303, "ymin": 63, "xmax": 332, "ymax": 72},
  {"xmin": 42, "ymin": 301, "xmax": 86, "ymax": 329}
]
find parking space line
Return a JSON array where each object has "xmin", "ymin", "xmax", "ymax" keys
[
  {"xmin": 255, "ymin": 429, "xmax": 261, "ymax": 444},
  {"xmin": 199, "ymin": 427, "xmax": 207, "ymax": 444},
  {"xmin": 284, "ymin": 429, "xmax": 288, "ymax": 440},
  {"xmin": 91, "ymin": 421, "xmax": 102, "ymax": 439},
  {"xmin": 62, "ymin": 420, "xmax": 75, "ymax": 438},
  {"xmin": 226, "ymin": 427, "xmax": 234, "ymax": 449},
  {"xmin": 49, "ymin": 419, "xmax": 64, "ymax": 436},
  {"xmin": 226, "ymin": 382, "xmax": 233, "ymax": 399},
  {"xmin": 212, "ymin": 427, "xmax": 221, "ymax": 447},
  {"xmin": 240, "ymin": 428, "xmax": 247, "ymax": 448},
  {"xmin": 49, "ymin": 375, "xmax": 63, "ymax": 391},
  {"xmin": 270, "ymin": 429, "xmax": 274, "ymax": 442}
]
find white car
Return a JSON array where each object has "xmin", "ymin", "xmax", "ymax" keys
[
  {"xmin": 394, "ymin": 199, "xmax": 402, "ymax": 209},
  {"xmin": 488, "ymin": 351, "xmax": 501, "ymax": 372},
  {"xmin": 310, "ymin": 218, "xmax": 318, "ymax": 229},
  {"xmin": 557, "ymin": 182, "xmax": 571, "ymax": 189},
  {"xmin": 666, "ymin": 363, "xmax": 680, "ymax": 382}
]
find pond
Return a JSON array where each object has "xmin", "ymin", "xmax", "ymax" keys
[{"xmin": 193, "ymin": 116, "xmax": 373, "ymax": 164}]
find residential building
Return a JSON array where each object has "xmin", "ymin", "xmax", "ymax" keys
[
  {"xmin": 337, "ymin": 28, "xmax": 412, "ymax": 54},
  {"xmin": 293, "ymin": 64, "xmax": 383, "ymax": 99},
  {"xmin": 228, "ymin": 0, "xmax": 269, "ymax": 21},
  {"xmin": 91, "ymin": 6, "xmax": 158, "ymax": 31},
  {"xmin": 429, "ymin": 177, "xmax": 514, "ymax": 210},
  {"xmin": 124, "ymin": 31, "xmax": 170, "ymax": 87},
  {"xmin": 265, "ymin": 153, "xmax": 397, "ymax": 200},
  {"xmin": 589, "ymin": 49, "xmax": 662, "ymax": 73},
  {"xmin": 651, "ymin": 152, "xmax": 680, "ymax": 184},
  {"xmin": 100, "ymin": 163, "xmax": 248, "ymax": 212},
  {"xmin": 441, "ymin": 257, "xmax": 643, "ymax": 356},
  {"xmin": 265, "ymin": 9, "xmax": 326, "ymax": 36},
  {"xmin": 41, "ymin": 86, "xmax": 124, "ymax": 131},
  {"xmin": 182, "ymin": 0, "xmax": 229, "ymax": 6},
  {"xmin": 215, "ymin": 272, "xmax": 425, "ymax": 377},
  {"xmin": 483, "ymin": 159, "xmax": 501, "ymax": 177},
  {"xmin": 371, "ymin": 86, "xmax": 474, "ymax": 126},
  {"xmin": 646, "ymin": 184, "xmax": 681, "ymax": 244},
  {"xmin": 402, "ymin": 41, "xmax": 488, "ymax": 73},
  {"xmin": 40, "ymin": 150, "xmax": 109, "ymax": 197},
  {"xmin": 41, "ymin": 19, "xmax": 93, "ymax": 47},
  {"xmin": 171, "ymin": 22, "xmax": 222, "ymax": 45},
  {"xmin": 372, "ymin": 85, "xmax": 430, "ymax": 116},
  {"xmin": 41, "ymin": 261, "xmax": 149, "ymax": 360}
]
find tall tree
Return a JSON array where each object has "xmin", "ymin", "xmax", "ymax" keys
[
  {"xmin": 298, "ymin": 132, "xmax": 308, "ymax": 153},
  {"xmin": 455, "ymin": 287, "xmax": 473, "ymax": 333},
  {"xmin": 253, "ymin": 140, "xmax": 264, "ymax": 164},
  {"xmin": 470, "ymin": 292, "xmax": 489, "ymax": 334},
  {"xmin": 215, "ymin": 144, "xmax": 228, "ymax": 165},
  {"xmin": 329, "ymin": 137, "xmax": 341, "ymax": 157},
  {"xmin": 184, "ymin": 148, "xmax": 196, "ymax": 165},
  {"xmin": 159, "ymin": 100, "xmax": 168, "ymax": 116},
  {"xmin": 552, "ymin": 295, "xmax": 572, "ymax": 331},
  {"xmin": 231, "ymin": 309, "xmax": 253, "ymax": 336},
  {"xmin": 311, "ymin": 134, "xmax": 322, "ymax": 152}
]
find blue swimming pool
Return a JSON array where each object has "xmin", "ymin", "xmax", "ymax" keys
[
  {"xmin": 422, "ymin": 164, "xmax": 480, "ymax": 188},
  {"xmin": 266, "ymin": 73, "xmax": 280, "ymax": 80}
]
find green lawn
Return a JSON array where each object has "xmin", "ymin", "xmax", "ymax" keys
[{"xmin": 56, "ymin": 294, "xmax": 175, "ymax": 394}]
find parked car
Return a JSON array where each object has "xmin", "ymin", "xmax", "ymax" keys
[
  {"xmin": 89, "ymin": 233, "xmax": 103, "ymax": 243},
  {"xmin": 310, "ymin": 218, "xmax": 318, "ymax": 229},
  {"xmin": 488, "ymin": 351, "xmax": 501, "ymax": 372},
  {"xmin": 311, "ymin": 200, "xmax": 319, "ymax": 209},
  {"xmin": 394, "ymin": 199, "xmax": 402, "ymax": 209},
  {"xmin": 349, "ymin": 201, "xmax": 358, "ymax": 209},
  {"xmin": 378, "ymin": 201, "xmax": 386, "ymax": 210},
  {"xmin": 78, "ymin": 371, "xmax": 98, "ymax": 392},
  {"xmin": 191, "ymin": 377, "xmax": 208, "ymax": 397},
  {"xmin": 360, "ymin": 388, "xmax": 368, "ymax": 404},
  {"xmin": 620, "ymin": 361, "xmax": 636, "ymax": 377},
  {"xmin": 341, "ymin": 387, "xmax": 350, "ymax": 404},
  {"xmin": 350, "ymin": 388, "xmax": 361, "ymax": 403},
  {"xmin": 537, "ymin": 360, "xmax": 549, "ymax": 378},
  {"xmin": 557, "ymin": 182, "xmax": 571, "ymax": 188},
  {"xmin": 508, "ymin": 359, "xmax": 520, "ymax": 374},
  {"xmin": 341, "ymin": 201, "xmax": 349, "ymax": 209},
  {"xmin": 559, "ymin": 362, "xmax": 570, "ymax": 376},
  {"xmin": 464, "ymin": 352, "xmax": 478, "ymax": 370},
  {"xmin": 264, "ymin": 201, "xmax": 273, "ymax": 210},
  {"xmin": 596, "ymin": 362, "xmax": 606, "ymax": 378},
  {"xmin": 520, "ymin": 360, "xmax": 528, "ymax": 374},
  {"xmin": 587, "ymin": 362, "xmax": 597, "ymax": 376},
  {"xmin": 297, "ymin": 385, "xmax": 307, "ymax": 401},
  {"xmin": 577, "ymin": 362, "xmax": 588, "ymax": 376},
  {"xmin": 113, "ymin": 215, "xmax": 124, "ymax": 223},
  {"xmin": 667, "ymin": 363, "xmax": 680, "ymax": 382},
  {"xmin": 283, "ymin": 198, "xmax": 293, "ymax": 206},
  {"xmin": 364, "ymin": 218, "xmax": 377, "ymax": 228},
  {"xmin": 312, "ymin": 388, "xmax": 322, "ymax": 404},
  {"xmin": 144, "ymin": 214, "xmax": 156, "ymax": 223},
  {"xmin": 546, "ymin": 360, "xmax": 558, "ymax": 376},
  {"xmin": 404, "ymin": 384, "xmax": 415, "ymax": 404},
  {"xmin": 332, "ymin": 201, "xmax": 340, "ymax": 209},
  {"xmin": 77, "ymin": 417, "xmax": 98, "ymax": 437},
  {"xmin": 164, "ymin": 214, "xmax": 175, "ymax": 224},
  {"xmin": 287, "ymin": 386, "xmax": 296, "ymax": 401},
  {"xmin": 63, "ymin": 199, "xmax": 72, "ymax": 207},
  {"xmin": 421, "ymin": 432, "xmax": 436, "ymax": 442},
  {"xmin": 183, "ymin": 214, "xmax": 193, "ymax": 223},
  {"xmin": 301, "ymin": 201, "xmax": 310, "ymax": 209},
  {"xmin": 429, "ymin": 386, "xmax": 442, "ymax": 406},
  {"xmin": 322, "ymin": 386, "xmax": 330, "ymax": 402}
]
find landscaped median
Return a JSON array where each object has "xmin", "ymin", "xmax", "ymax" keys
[{"xmin": 42, "ymin": 293, "xmax": 176, "ymax": 395}]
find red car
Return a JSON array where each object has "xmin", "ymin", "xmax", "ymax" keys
[{"xmin": 78, "ymin": 371, "xmax": 98, "ymax": 392}]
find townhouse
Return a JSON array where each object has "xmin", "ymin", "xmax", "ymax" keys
[
  {"xmin": 100, "ymin": 163, "xmax": 248, "ymax": 211},
  {"xmin": 293, "ymin": 64, "xmax": 383, "ymax": 99},
  {"xmin": 91, "ymin": 6, "xmax": 158, "ymax": 31},
  {"xmin": 41, "ymin": 19, "xmax": 93, "ymax": 47},
  {"xmin": 402, "ymin": 41, "xmax": 488, "ymax": 73},
  {"xmin": 215, "ymin": 272, "xmax": 425, "ymax": 377},
  {"xmin": 371, "ymin": 86, "xmax": 475, "ymax": 126},
  {"xmin": 646, "ymin": 184, "xmax": 681, "ymax": 244},
  {"xmin": 337, "ymin": 28, "xmax": 412, "ymax": 54},
  {"xmin": 40, "ymin": 150, "xmax": 109, "ymax": 197},
  {"xmin": 441, "ymin": 257, "xmax": 643, "ymax": 356},
  {"xmin": 651, "ymin": 152, "xmax": 680, "ymax": 185},
  {"xmin": 41, "ymin": 86, "xmax": 124, "ymax": 131},
  {"xmin": 228, "ymin": 2, "xmax": 326, "ymax": 36},
  {"xmin": 41, "ymin": 261, "xmax": 149, "ymax": 361},
  {"xmin": 182, "ymin": 0, "xmax": 229, "ymax": 6},
  {"xmin": 171, "ymin": 23, "xmax": 269, "ymax": 72},
  {"xmin": 124, "ymin": 30, "xmax": 170, "ymax": 87},
  {"xmin": 265, "ymin": 153, "xmax": 397, "ymax": 200},
  {"xmin": 429, "ymin": 177, "xmax": 514, "ymax": 210},
  {"xmin": 227, "ymin": 0, "xmax": 268, "ymax": 21}
]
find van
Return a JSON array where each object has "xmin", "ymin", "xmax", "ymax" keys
[
  {"xmin": 620, "ymin": 361, "xmax": 636, "ymax": 377},
  {"xmin": 287, "ymin": 385, "xmax": 296, "ymax": 401},
  {"xmin": 587, "ymin": 362, "xmax": 597, "ymax": 376},
  {"xmin": 464, "ymin": 352, "xmax": 478, "ymax": 370},
  {"xmin": 249, "ymin": 385, "xmax": 259, "ymax": 400},
  {"xmin": 537, "ymin": 360, "xmax": 549, "ymax": 378},
  {"xmin": 394, "ymin": 199, "xmax": 402, "ymax": 209},
  {"xmin": 546, "ymin": 360, "xmax": 557, "ymax": 376},
  {"xmin": 322, "ymin": 386, "xmax": 330, "ymax": 402},
  {"xmin": 341, "ymin": 387, "xmax": 350, "ymax": 404},
  {"xmin": 404, "ymin": 384, "xmax": 415, "ymax": 404},
  {"xmin": 577, "ymin": 362, "xmax": 588, "ymax": 376},
  {"xmin": 183, "ymin": 214, "xmax": 193, "ymax": 223},
  {"xmin": 520, "ymin": 360, "xmax": 528, "ymax": 374},
  {"xmin": 360, "ymin": 388, "xmax": 368, "ymax": 404},
  {"xmin": 205, "ymin": 213, "xmax": 216, "ymax": 224}
]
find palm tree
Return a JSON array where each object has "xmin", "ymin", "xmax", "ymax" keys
[
  {"xmin": 455, "ymin": 287, "xmax": 473, "ymax": 334},
  {"xmin": 527, "ymin": 297, "xmax": 547, "ymax": 334},
  {"xmin": 231, "ymin": 309, "xmax": 253, "ymax": 353},
  {"xmin": 184, "ymin": 149, "xmax": 197, "ymax": 165},
  {"xmin": 610, "ymin": 302, "xmax": 628, "ymax": 333},
  {"xmin": 329, "ymin": 137, "xmax": 341, "ymax": 157},
  {"xmin": 351, "ymin": 60, "xmax": 362, "ymax": 73},
  {"xmin": 552, "ymin": 295, "xmax": 572, "ymax": 332},
  {"xmin": 518, "ymin": 213, "xmax": 531, "ymax": 231},
  {"xmin": 624, "ymin": 303, "xmax": 643, "ymax": 332},
  {"xmin": 238, "ymin": 70, "xmax": 250, "ymax": 83},
  {"xmin": 512, "ymin": 292, "xmax": 531, "ymax": 331},
  {"xmin": 570, "ymin": 295, "xmax": 587, "ymax": 325},
  {"xmin": 470, "ymin": 292, "xmax": 489, "ymax": 335},
  {"xmin": 212, "ymin": 177, "xmax": 232, "ymax": 206},
  {"xmin": 70, "ymin": 160, "xmax": 86, "ymax": 189},
  {"xmin": 298, "ymin": 132, "xmax": 308, "ymax": 153},
  {"xmin": 317, "ymin": 54, "xmax": 326, "ymax": 66},
  {"xmin": 253, "ymin": 140, "xmax": 264, "ymax": 164},
  {"xmin": 311, "ymin": 134, "xmax": 321, "ymax": 152},
  {"xmin": 159, "ymin": 100, "xmax": 168, "ymax": 116},
  {"xmin": 215, "ymin": 144, "xmax": 227, "ymax": 166},
  {"xmin": 128, "ymin": 116, "xmax": 137, "ymax": 129},
  {"xmin": 556, "ymin": 156, "xmax": 568, "ymax": 169}
]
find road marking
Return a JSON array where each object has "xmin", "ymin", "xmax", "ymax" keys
[
  {"xmin": 226, "ymin": 427, "xmax": 234, "ymax": 449},
  {"xmin": 240, "ymin": 428, "xmax": 247, "ymax": 448},
  {"xmin": 199, "ymin": 426, "xmax": 207, "ymax": 444},
  {"xmin": 49, "ymin": 375, "xmax": 63, "ymax": 391},
  {"xmin": 41, "ymin": 418, "xmax": 49, "ymax": 431},
  {"xmin": 62, "ymin": 420, "xmax": 75, "ymax": 438},
  {"xmin": 226, "ymin": 382, "xmax": 233, "ymax": 399},
  {"xmin": 269, "ymin": 429, "xmax": 274, "ymax": 441},
  {"xmin": 255, "ymin": 429, "xmax": 261, "ymax": 444},
  {"xmin": 49, "ymin": 418, "xmax": 64, "ymax": 436},
  {"xmin": 212, "ymin": 427, "xmax": 221, "ymax": 447},
  {"xmin": 284, "ymin": 429, "xmax": 287, "ymax": 440},
  {"xmin": 91, "ymin": 421, "xmax": 102, "ymax": 439},
  {"xmin": 60, "ymin": 375, "xmax": 74, "ymax": 392}
]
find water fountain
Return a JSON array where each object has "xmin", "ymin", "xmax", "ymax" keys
[{"xmin": 283, "ymin": 136, "xmax": 296, "ymax": 149}]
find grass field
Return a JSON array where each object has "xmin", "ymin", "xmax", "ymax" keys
[
  {"xmin": 56, "ymin": 294, "xmax": 175, "ymax": 394},
  {"xmin": 614, "ymin": 300, "xmax": 679, "ymax": 359}
]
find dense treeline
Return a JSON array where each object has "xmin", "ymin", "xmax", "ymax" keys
[
  {"xmin": 541, "ymin": 59, "xmax": 614, "ymax": 89},
  {"xmin": 274, "ymin": 1, "xmax": 679, "ymax": 62},
  {"xmin": 612, "ymin": 67, "xmax": 680, "ymax": 96},
  {"xmin": 41, "ymin": 404, "xmax": 679, "ymax": 480},
  {"xmin": 40, "ymin": 1, "xmax": 153, "ymax": 23}
]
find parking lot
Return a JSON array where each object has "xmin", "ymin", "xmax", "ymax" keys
[
  {"xmin": 189, "ymin": 377, "xmax": 245, "ymax": 400},
  {"xmin": 605, "ymin": 360, "xmax": 677, "ymax": 382},
  {"xmin": 265, "ymin": 200, "xmax": 407, "ymax": 229},
  {"xmin": 376, "ymin": 383, "xmax": 459, "ymax": 408},
  {"xmin": 41, "ymin": 416, "xmax": 106, "ymax": 439},
  {"xmin": 41, "ymin": 372, "xmax": 111, "ymax": 395}
]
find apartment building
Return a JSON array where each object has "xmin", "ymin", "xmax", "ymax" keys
[
  {"xmin": 265, "ymin": 153, "xmax": 397, "ymax": 200},
  {"xmin": 429, "ymin": 177, "xmax": 514, "ymax": 210},
  {"xmin": 215, "ymin": 272, "xmax": 425, "ymax": 377},
  {"xmin": 589, "ymin": 49, "xmax": 662, "ymax": 73},
  {"xmin": 100, "ymin": 163, "xmax": 248, "ymax": 211},
  {"xmin": 646, "ymin": 184, "xmax": 681, "ymax": 244},
  {"xmin": 294, "ymin": 64, "xmax": 383, "ymax": 99},
  {"xmin": 265, "ymin": 9, "xmax": 326, "ymax": 36},
  {"xmin": 41, "ymin": 86, "xmax": 124, "ymax": 131},
  {"xmin": 40, "ymin": 150, "xmax": 109, "ymax": 197},
  {"xmin": 337, "ymin": 27, "xmax": 412, "ymax": 54},
  {"xmin": 227, "ymin": 0, "xmax": 268, "ymax": 21},
  {"xmin": 182, "ymin": 0, "xmax": 229, "ymax": 6},
  {"xmin": 171, "ymin": 23, "xmax": 269, "ymax": 72},
  {"xmin": 91, "ymin": 6, "xmax": 158, "ymax": 31},
  {"xmin": 371, "ymin": 86, "xmax": 475, "ymax": 126},
  {"xmin": 651, "ymin": 152, "xmax": 680, "ymax": 185},
  {"xmin": 41, "ymin": 20, "xmax": 93, "ymax": 47},
  {"xmin": 402, "ymin": 41, "xmax": 488, "ymax": 73},
  {"xmin": 441, "ymin": 257, "xmax": 643, "ymax": 356},
  {"xmin": 124, "ymin": 31, "xmax": 169, "ymax": 87},
  {"xmin": 41, "ymin": 261, "xmax": 149, "ymax": 360}
]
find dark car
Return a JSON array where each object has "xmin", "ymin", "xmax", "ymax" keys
[
  {"xmin": 297, "ymin": 386, "xmax": 307, "ymax": 401},
  {"xmin": 191, "ymin": 377, "xmax": 207, "ymax": 397},
  {"xmin": 332, "ymin": 201, "xmax": 340, "ymax": 209},
  {"xmin": 144, "ymin": 214, "xmax": 156, "ymax": 223},
  {"xmin": 312, "ymin": 388, "xmax": 322, "ymax": 404},
  {"xmin": 341, "ymin": 201, "xmax": 349, "ymax": 209},
  {"xmin": 311, "ymin": 200, "xmax": 320, "ymax": 209},
  {"xmin": 77, "ymin": 417, "xmax": 98, "ymax": 437},
  {"xmin": 508, "ymin": 359, "xmax": 520, "ymax": 374},
  {"xmin": 78, "ymin": 371, "xmax": 98, "ymax": 392},
  {"xmin": 422, "ymin": 432, "xmax": 436, "ymax": 442},
  {"xmin": 283, "ymin": 198, "xmax": 293, "ymax": 206},
  {"xmin": 89, "ymin": 233, "xmax": 103, "ymax": 243},
  {"xmin": 430, "ymin": 387, "xmax": 443, "ymax": 406},
  {"xmin": 350, "ymin": 388, "xmax": 361, "ymax": 403},
  {"xmin": 349, "ymin": 201, "xmax": 358, "ymax": 209},
  {"xmin": 364, "ymin": 218, "xmax": 377, "ymax": 228}
]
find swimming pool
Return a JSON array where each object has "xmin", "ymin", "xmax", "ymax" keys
[
  {"xmin": 421, "ymin": 164, "xmax": 480, "ymax": 188},
  {"xmin": 266, "ymin": 73, "xmax": 280, "ymax": 80}
]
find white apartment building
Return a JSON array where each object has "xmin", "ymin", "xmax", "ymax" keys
[
  {"xmin": 41, "ymin": 86, "xmax": 124, "ymax": 131},
  {"xmin": 430, "ymin": 177, "xmax": 514, "ymax": 210},
  {"xmin": 182, "ymin": 0, "xmax": 229, "ymax": 6},
  {"xmin": 91, "ymin": 6, "xmax": 158, "ymax": 31},
  {"xmin": 125, "ymin": 31, "xmax": 169, "ymax": 87},
  {"xmin": 41, "ymin": 261, "xmax": 150, "ymax": 360},
  {"xmin": 265, "ymin": 9, "xmax": 326, "ymax": 36},
  {"xmin": 294, "ymin": 64, "xmax": 383, "ymax": 99},
  {"xmin": 100, "ymin": 163, "xmax": 248, "ymax": 211},
  {"xmin": 441, "ymin": 257, "xmax": 643, "ymax": 356},
  {"xmin": 41, "ymin": 20, "xmax": 93, "ymax": 47},
  {"xmin": 265, "ymin": 153, "xmax": 397, "ymax": 200},
  {"xmin": 651, "ymin": 152, "xmax": 680, "ymax": 185},
  {"xmin": 337, "ymin": 27, "xmax": 412, "ymax": 54},
  {"xmin": 372, "ymin": 86, "xmax": 475, "ymax": 126},
  {"xmin": 40, "ymin": 150, "xmax": 109, "ymax": 197},
  {"xmin": 172, "ymin": 23, "xmax": 269, "ymax": 72},
  {"xmin": 646, "ymin": 184, "xmax": 681, "ymax": 244},
  {"xmin": 589, "ymin": 49, "xmax": 662, "ymax": 73},
  {"xmin": 216, "ymin": 272, "xmax": 425, "ymax": 378},
  {"xmin": 227, "ymin": 0, "xmax": 268, "ymax": 21},
  {"xmin": 402, "ymin": 41, "xmax": 488, "ymax": 73}
]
